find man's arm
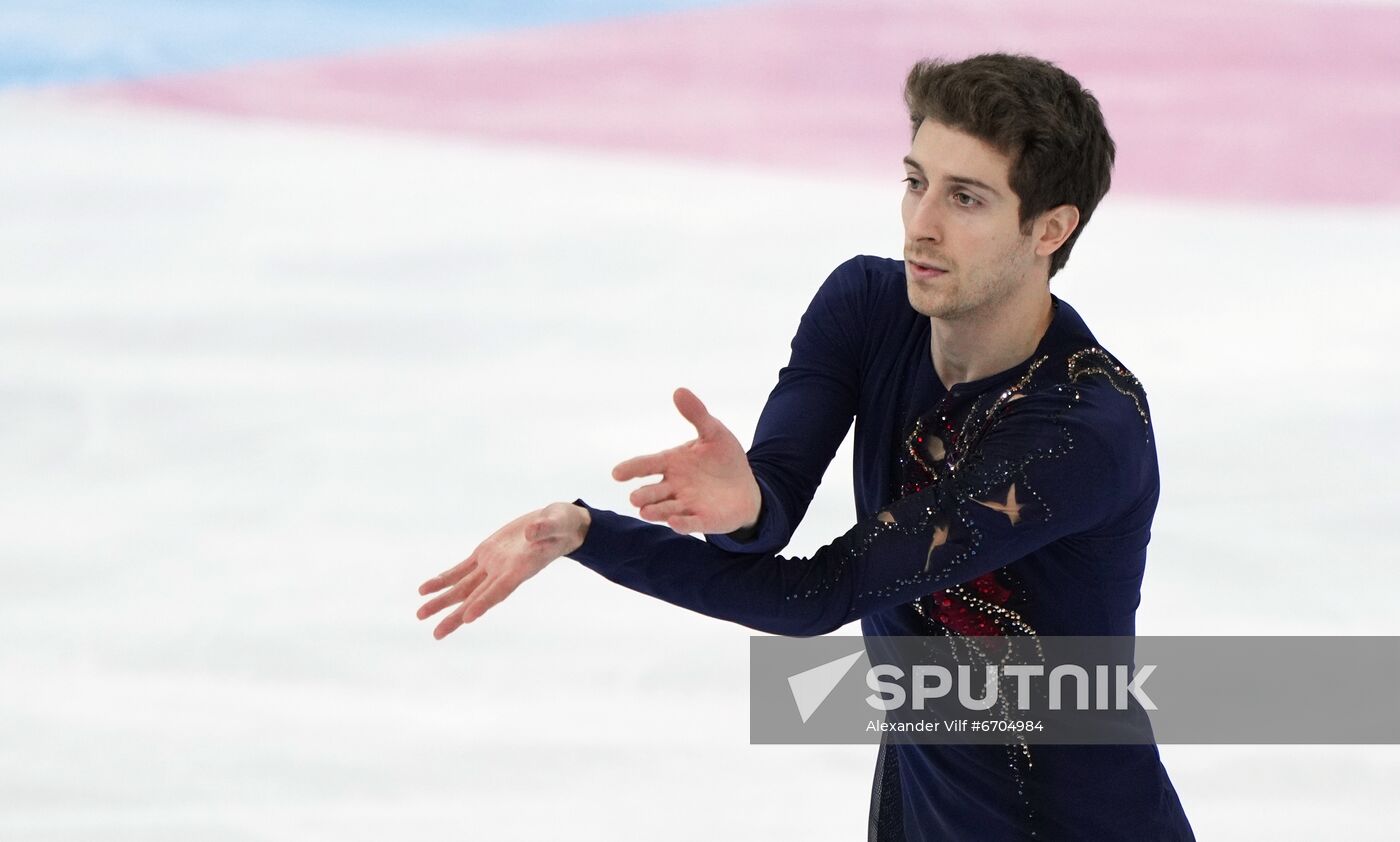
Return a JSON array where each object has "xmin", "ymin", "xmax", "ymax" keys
[
  {"xmin": 416, "ymin": 260, "xmax": 869, "ymax": 638},
  {"xmin": 568, "ymin": 387, "xmax": 1146, "ymax": 636},
  {"xmin": 417, "ymin": 385, "xmax": 1147, "ymax": 638}
]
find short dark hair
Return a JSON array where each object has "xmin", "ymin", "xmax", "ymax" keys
[{"xmin": 904, "ymin": 53, "xmax": 1115, "ymax": 279}]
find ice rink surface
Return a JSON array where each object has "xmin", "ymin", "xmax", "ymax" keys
[{"xmin": 2, "ymin": 1, "xmax": 1398, "ymax": 839}]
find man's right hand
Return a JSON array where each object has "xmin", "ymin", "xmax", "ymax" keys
[{"xmin": 612, "ymin": 387, "xmax": 762, "ymax": 536}]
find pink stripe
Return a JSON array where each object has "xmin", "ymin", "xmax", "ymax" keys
[{"xmin": 86, "ymin": 0, "xmax": 1400, "ymax": 204}]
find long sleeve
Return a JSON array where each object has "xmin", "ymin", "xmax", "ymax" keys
[
  {"xmin": 570, "ymin": 384, "xmax": 1150, "ymax": 636},
  {"xmin": 705, "ymin": 257, "xmax": 868, "ymax": 554}
]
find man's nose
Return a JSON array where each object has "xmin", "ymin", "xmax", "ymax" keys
[{"xmin": 907, "ymin": 194, "xmax": 942, "ymax": 242}]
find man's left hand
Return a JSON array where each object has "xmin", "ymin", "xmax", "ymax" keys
[{"xmin": 416, "ymin": 502, "xmax": 590, "ymax": 639}]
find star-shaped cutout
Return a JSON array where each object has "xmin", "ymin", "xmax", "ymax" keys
[
  {"xmin": 923, "ymin": 523, "xmax": 949, "ymax": 571},
  {"xmin": 975, "ymin": 483, "xmax": 1024, "ymax": 526}
]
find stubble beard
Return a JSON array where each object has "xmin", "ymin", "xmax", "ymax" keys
[
  {"xmin": 904, "ymin": 247, "xmax": 963, "ymax": 319},
  {"xmin": 907, "ymin": 237, "xmax": 1035, "ymax": 322},
  {"xmin": 906, "ymin": 264, "xmax": 1000, "ymax": 321}
]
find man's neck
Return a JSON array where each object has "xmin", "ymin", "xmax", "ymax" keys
[{"xmin": 929, "ymin": 285, "xmax": 1054, "ymax": 390}]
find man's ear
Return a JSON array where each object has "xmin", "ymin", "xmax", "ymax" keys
[{"xmin": 1034, "ymin": 204, "xmax": 1080, "ymax": 259}]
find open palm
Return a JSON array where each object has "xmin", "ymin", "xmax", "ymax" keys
[
  {"xmin": 415, "ymin": 502, "xmax": 588, "ymax": 637},
  {"xmin": 612, "ymin": 387, "xmax": 762, "ymax": 535}
]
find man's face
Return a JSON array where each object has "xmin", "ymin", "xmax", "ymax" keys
[{"xmin": 901, "ymin": 119, "xmax": 1040, "ymax": 320}]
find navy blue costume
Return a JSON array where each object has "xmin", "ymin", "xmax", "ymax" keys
[{"xmin": 569, "ymin": 256, "xmax": 1194, "ymax": 840}]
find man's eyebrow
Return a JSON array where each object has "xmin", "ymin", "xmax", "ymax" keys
[{"xmin": 903, "ymin": 156, "xmax": 1003, "ymax": 198}]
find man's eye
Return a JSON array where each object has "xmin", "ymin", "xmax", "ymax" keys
[
  {"xmin": 903, "ymin": 177, "xmax": 924, "ymax": 191},
  {"xmin": 953, "ymin": 191, "xmax": 979, "ymax": 207}
]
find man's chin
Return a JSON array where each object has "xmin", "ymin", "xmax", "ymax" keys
[
  {"xmin": 906, "ymin": 278, "xmax": 958, "ymax": 319},
  {"xmin": 908, "ymin": 300, "xmax": 958, "ymax": 320}
]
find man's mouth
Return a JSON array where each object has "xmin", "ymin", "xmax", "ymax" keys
[{"xmin": 907, "ymin": 259, "xmax": 948, "ymax": 278}]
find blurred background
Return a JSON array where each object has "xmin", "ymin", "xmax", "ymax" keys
[{"xmin": 2, "ymin": 1, "xmax": 1397, "ymax": 839}]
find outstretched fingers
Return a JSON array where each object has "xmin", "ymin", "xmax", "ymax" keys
[
  {"xmin": 420, "ymin": 504, "xmax": 583, "ymax": 639},
  {"xmin": 429, "ymin": 567, "xmax": 489, "ymax": 638},
  {"xmin": 433, "ymin": 605, "xmax": 467, "ymax": 639},
  {"xmin": 418, "ymin": 554, "xmax": 478, "ymax": 595},
  {"xmin": 416, "ymin": 563, "xmax": 484, "ymax": 620},
  {"xmin": 460, "ymin": 574, "xmax": 517, "ymax": 625},
  {"xmin": 612, "ymin": 451, "xmax": 667, "ymax": 482},
  {"xmin": 628, "ymin": 481, "xmax": 673, "ymax": 509},
  {"xmin": 639, "ymin": 499, "xmax": 689, "ymax": 523}
]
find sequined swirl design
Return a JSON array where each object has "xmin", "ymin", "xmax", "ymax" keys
[
  {"xmin": 886, "ymin": 347, "xmax": 1151, "ymax": 629},
  {"xmin": 896, "ymin": 358, "xmax": 1057, "ymax": 822},
  {"xmin": 897, "ymin": 355, "xmax": 1047, "ymax": 639},
  {"xmin": 873, "ymin": 345, "xmax": 1149, "ymax": 833},
  {"xmin": 1068, "ymin": 347, "xmax": 1151, "ymax": 438}
]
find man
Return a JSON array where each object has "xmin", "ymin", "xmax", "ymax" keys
[{"xmin": 418, "ymin": 53, "xmax": 1194, "ymax": 840}]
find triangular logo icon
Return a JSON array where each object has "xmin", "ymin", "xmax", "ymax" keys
[{"xmin": 787, "ymin": 650, "xmax": 864, "ymax": 723}]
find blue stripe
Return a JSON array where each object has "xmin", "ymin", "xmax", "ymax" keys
[{"xmin": 0, "ymin": 0, "xmax": 751, "ymax": 88}]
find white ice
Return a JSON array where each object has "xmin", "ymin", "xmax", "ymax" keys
[{"xmin": 1, "ymin": 90, "xmax": 1397, "ymax": 840}]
